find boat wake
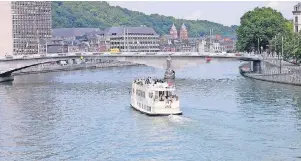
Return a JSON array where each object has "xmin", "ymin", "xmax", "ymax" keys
[{"xmin": 167, "ymin": 114, "xmax": 192, "ymax": 124}]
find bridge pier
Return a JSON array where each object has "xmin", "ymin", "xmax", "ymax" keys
[
  {"xmin": 164, "ymin": 56, "xmax": 175, "ymax": 79},
  {"xmin": 252, "ymin": 60, "xmax": 262, "ymax": 73},
  {"xmin": 0, "ymin": 75, "xmax": 14, "ymax": 82}
]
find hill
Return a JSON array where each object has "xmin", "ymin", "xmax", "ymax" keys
[{"xmin": 51, "ymin": 1, "xmax": 237, "ymax": 37}]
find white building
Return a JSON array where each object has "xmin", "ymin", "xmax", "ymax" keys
[
  {"xmin": 0, "ymin": 1, "xmax": 52, "ymax": 56},
  {"xmin": 105, "ymin": 26, "xmax": 160, "ymax": 52},
  {"xmin": 293, "ymin": 3, "xmax": 301, "ymax": 33},
  {"xmin": 213, "ymin": 42, "xmax": 225, "ymax": 53},
  {"xmin": 197, "ymin": 39, "xmax": 206, "ymax": 53}
]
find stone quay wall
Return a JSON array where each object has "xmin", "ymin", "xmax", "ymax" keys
[{"xmin": 240, "ymin": 59, "xmax": 301, "ymax": 86}]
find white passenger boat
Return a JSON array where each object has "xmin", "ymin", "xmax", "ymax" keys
[{"xmin": 130, "ymin": 78, "xmax": 182, "ymax": 116}]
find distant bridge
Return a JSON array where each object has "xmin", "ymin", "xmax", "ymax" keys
[{"xmin": 0, "ymin": 52, "xmax": 262, "ymax": 82}]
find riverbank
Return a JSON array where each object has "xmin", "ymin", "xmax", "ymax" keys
[
  {"xmin": 13, "ymin": 61, "xmax": 142, "ymax": 76},
  {"xmin": 240, "ymin": 58, "xmax": 301, "ymax": 86}
]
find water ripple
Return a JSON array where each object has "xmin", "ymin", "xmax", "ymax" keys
[{"xmin": 1, "ymin": 62, "xmax": 301, "ymax": 160}]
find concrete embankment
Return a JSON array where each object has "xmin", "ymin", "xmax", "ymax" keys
[
  {"xmin": 13, "ymin": 61, "xmax": 142, "ymax": 76},
  {"xmin": 240, "ymin": 59, "xmax": 301, "ymax": 86},
  {"xmin": 242, "ymin": 72, "xmax": 301, "ymax": 86}
]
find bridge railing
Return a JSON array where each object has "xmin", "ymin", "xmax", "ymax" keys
[{"xmin": 0, "ymin": 52, "xmax": 261, "ymax": 61}]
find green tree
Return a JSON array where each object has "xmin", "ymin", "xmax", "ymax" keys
[
  {"xmin": 51, "ymin": 1, "xmax": 237, "ymax": 37},
  {"xmin": 268, "ymin": 19, "xmax": 301, "ymax": 61},
  {"xmin": 236, "ymin": 7, "xmax": 287, "ymax": 52}
]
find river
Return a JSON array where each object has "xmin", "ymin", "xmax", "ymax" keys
[{"xmin": 1, "ymin": 61, "xmax": 301, "ymax": 161}]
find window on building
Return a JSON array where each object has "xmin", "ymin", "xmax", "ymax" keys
[
  {"xmin": 296, "ymin": 16, "xmax": 298, "ymax": 23},
  {"xmin": 296, "ymin": 26, "xmax": 299, "ymax": 32}
]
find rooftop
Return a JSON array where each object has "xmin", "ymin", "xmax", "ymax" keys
[
  {"xmin": 181, "ymin": 23, "xmax": 187, "ymax": 30},
  {"xmin": 134, "ymin": 78, "xmax": 174, "ymax": 89},
  {"xmin": 170, "ymin": 23, "xmax": 177, "ymax": 31},
  {"xmin": 104, "ymin": 26, "xmax": 158, "ymax": 36},
  {"xmin": 52, "ymin": 28, "xmax": 101, "ymax": 37}
]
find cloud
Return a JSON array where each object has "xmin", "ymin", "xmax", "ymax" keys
[{"xmin": 184, "ymin": 10, "xmax": 203, "ymax": 20}]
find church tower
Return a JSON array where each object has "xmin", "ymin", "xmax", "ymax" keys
[
  {"xmin": 169, "ymin": 23, "xmax": 178, "ymax": 39},
  {"xmin": 179, "ymin": 23, "xmax": 188, "ymax": 40},
  {"xmin": 293, "ymin": 3, "xmax": 301, "ymax": 32}
]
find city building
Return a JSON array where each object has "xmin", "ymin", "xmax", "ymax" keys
[
  {"xmin": 0, "ymin": 1, "xmax": 52, "ymax": 56},
  {"xmin": 197, "ymin": 39, "xmax": 206, "ymax": 53},
  {"xmin": 106, "ymin": 26, "xmax": 160, "ymax": 52},
  {"xmin": 52, "ymin": 28, "xmax": 101, "ymax": 41},
  {"xmin": 160, "ymin": 23, "xmax": 192, "ymax": 52},
  {"xmin": 179, "ymin": 23, "xmax": 188, "ymax": 40},
  {"xmin": 293, "ymin": 3, "xmax": 301, "ymax": 32},
  {"xmin": 159, "ymin": 34, "xmax": 176, "ymax": 52},
  {"xmin": 169, "ymin": 23, "xmax": 178, "ymax": 39}
]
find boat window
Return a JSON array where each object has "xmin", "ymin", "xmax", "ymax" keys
[
  {"xmin": 155, "ymin": 91, "xmax": 159, "ymax": 99},
  {"xmin": 135, "ymin": 89, "xmax": 145, "ymax": 98},
  {"xmin": 166, "ymin": 91, "xmax": 172, "ymax": 97},
  {"xmin": 159, "ymin": 91, "xmax": 164, "ymax": 97}
]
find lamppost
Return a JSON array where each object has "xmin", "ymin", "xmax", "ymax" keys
[
  {"xmin": 257, "ymin": 38, "xmax": 260, "ymax": 54},
  {"xmin": 280, "ymin": 36, "xmax": 284, "ymax": 73},
  {"xmin": 260, "ymin": 46, "xmax": 263, "ymax": 57}
]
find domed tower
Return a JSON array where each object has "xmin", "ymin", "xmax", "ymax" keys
[
  {"xmin": 169, "ymin": 23, "xmax": 178, "ymax": 39},
  {"xmin": 179, "ymin": 23, "xmax": 188, "ymax": 40}
]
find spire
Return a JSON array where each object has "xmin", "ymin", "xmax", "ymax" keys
[
  {"xmin": 180, "ymin": 23, "xmax": 188, "ymax": 40},
  {"xmin": 171, "ymin": 23, "xmax": 177, "ymax": 31},
  {"xmin": 181, "ymin": 23, "xmax": 187, "ymax": 30},
  {"xmin": 170, "ymin": 23, "xmax": 178, "ymax": 39}
]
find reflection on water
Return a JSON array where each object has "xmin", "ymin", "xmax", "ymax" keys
[{"xmin": 1, "ymin": 62, "xmax": 301, "ymax": 160}]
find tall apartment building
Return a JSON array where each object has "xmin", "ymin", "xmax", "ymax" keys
[{"xmin": 0, "ymin": 1, "xmax": 51, "ymax": 56}]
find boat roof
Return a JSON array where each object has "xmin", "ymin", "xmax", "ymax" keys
[{"xmin": 133, "ymin": 78, "xmax": 175, "ymax": 91}]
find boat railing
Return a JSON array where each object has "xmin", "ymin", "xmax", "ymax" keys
[
  {"xmin": 154, "ymin": 94, "xmax": 178, "ymax": 103},
  {"xmin": 150, "ymin": 87, "xmax": 176, "ymax": 91}
]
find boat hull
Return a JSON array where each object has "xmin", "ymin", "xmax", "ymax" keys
[{"xmin": 130, "ymin": 104, "xmax": 182, "ymax": 116}]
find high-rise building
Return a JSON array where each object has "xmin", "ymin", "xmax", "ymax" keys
[
  {"xmin": 0, "ymin": 1, "xmax": 52, "ymax": 56},
  {"xmin": 293, "ymin": 3, "xmax": 301, "ymax": 33}
]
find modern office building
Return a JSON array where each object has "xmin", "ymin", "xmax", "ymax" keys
[
  {"xmin": 106, "ymin": 26, "xmax": 160, "ymax": 52},
  {"xmin": 0, "ymin": 1, "xmax": 52, "ymax": 56}
]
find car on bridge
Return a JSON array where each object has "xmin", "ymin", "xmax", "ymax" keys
[{"xmin": 5, "ymin": 54, "xmax": 13, "ymax": 59}]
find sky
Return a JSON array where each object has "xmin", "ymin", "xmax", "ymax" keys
[{"xmin": 109, "ymin": 1, "xmax": 298, "ymax": 26}]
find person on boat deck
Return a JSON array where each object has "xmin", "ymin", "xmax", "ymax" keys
[{"xmin": 159, "ymin": 92, "xmax": 164, "ymax": 101}]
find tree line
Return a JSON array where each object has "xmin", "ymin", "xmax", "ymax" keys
[
  {"xmin": 236, "ymin": 7, "xmax": 301, "ymax": 62},
  {"xmin": 51, "ymin": 1, "xmax": 237, "ymax": 37}
]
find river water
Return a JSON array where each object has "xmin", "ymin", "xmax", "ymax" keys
[{"xmin": 1, "ymin": 61, "xmax": 301, "ymax": 161}]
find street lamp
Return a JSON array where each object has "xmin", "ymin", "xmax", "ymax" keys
[
  {"xmin": 277, "ymin": 35, "xmax": 284, "ymax": 73},
  {"xmin": 260, "ymin": 46, "xmax": 263, "ymax": 54},
  {"xmin": 257, "ymin": 38, "xmax": 260, "ymax": 54}
]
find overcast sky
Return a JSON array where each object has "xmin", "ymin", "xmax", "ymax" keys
[{"xmin": 109, "ymin": 1, "xmax": 298, "ymax": 26}]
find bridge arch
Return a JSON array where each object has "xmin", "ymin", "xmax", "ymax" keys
[{"xmin": 0, "ymin": 53, "xmax": 262, "ymax": 82}]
